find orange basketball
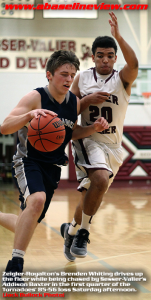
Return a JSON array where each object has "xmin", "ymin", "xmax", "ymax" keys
[{"xmin": 27, "ymin": 114, "xmax": 65, "ymax": 152}]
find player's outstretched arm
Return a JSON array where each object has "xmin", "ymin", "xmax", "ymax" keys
[
  {"xmin": 1, "ymin": 91, "xmax": 57, "ymax": 135},
  {"xmin": 109, "ymin": 12, "xmax": 138, "ymax": 95}
]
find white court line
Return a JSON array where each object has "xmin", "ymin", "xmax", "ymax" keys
[{"xmin": 59, "ymin": 250, "xmax": 151, "ymax": 269}]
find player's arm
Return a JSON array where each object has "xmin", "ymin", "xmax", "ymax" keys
[
  {"xmin": 72, "ymin": 117, "xmax": 109, "ymax": 140},
  {"xmin": 79, "ymin": 92, "xmax": 110, "ymax": 114},
  {"xmin": 72, "ymin": 97, "xmax": 109, "ymax": 140},
  {"xmin": 1, "ymin": 91, "xmax": 57, "ymax": 135},
  {"xmin": 109, "ymin": 12, "xmax": 138, "ymax": 95},
  {"xmin": 71, "ymin": 74, "xmax": 110, "ymax": 114}
]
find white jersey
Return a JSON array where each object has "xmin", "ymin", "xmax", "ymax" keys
[{"xmin": 78, "ymin": 68, "xmax": 130, "ymax": 145}]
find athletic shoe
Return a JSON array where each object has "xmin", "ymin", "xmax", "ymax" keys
[
  {"xmin": 70, "ymin": 228, "xmax": 90, "ymax": 258},
  {"xmin": 60, "ymin": 223, "xmax": 76, "ymax": 262},
  {"xmin": 2, "ymin": 257, "xmax": 27, "ymax": 286}
]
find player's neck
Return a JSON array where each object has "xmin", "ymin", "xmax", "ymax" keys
[
  {"xmin": 96, "ymin": 70, "xmax": 113, "ymax": 80},
  {"xmin": 47, "ymin": 85, "xmax": 66, "ymax": 104}
]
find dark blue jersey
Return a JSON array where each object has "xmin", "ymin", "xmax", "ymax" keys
[{"xmin": 13, "ymin": 86, "xmax": 77, "ymax": 166}]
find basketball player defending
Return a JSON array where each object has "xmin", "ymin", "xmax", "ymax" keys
[
  {"xmin": 60, "ymin": 12, "xmax": 138, "ymax": 261},
  {"xmin": 0, "ymin": 50, "xmax": 108, "ymax": 281}
]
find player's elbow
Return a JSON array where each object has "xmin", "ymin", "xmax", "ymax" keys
[
  {"xmin": 0, "ymin": 123, "xmax": 10, "ymax": 135},
  {"xmin": 132, "ymin": 57, "xmax": 139, "ymax": 70},
  {"xmin": 72, "ymin": 130, "xmax": 79, "ymax": 140},
  {"xmin": 0, "ymin": 124, "xmax": 6, "ymax": 135},
  {"xmin": 72, "ymin": 133, "xmax": 77, "ymax": 141},
  {"xmin": 134, "ymin": 60, "xmax": 138, "ymax": 70}
]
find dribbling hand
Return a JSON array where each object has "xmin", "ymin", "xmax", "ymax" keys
[{"xmin": 30, "ymin": 109, "xmax": 57, "ymax": 119}]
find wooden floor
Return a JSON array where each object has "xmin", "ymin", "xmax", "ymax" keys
[{"xmin": 0, "ymin": 183, "xmax": 151, "ymax": 300}]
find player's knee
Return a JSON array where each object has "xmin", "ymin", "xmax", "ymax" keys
[
  {"xmin": 91, "ymin": 174, "xmax": 108, "ymax": 194},
  {"xmin": 100, "ymin": 176, "xmax": 109, "ymax": 193},
  {"xmin": 35, "ymin": 194, "xmax": 46, "ymax": 214},
  {"xmin": 29, "ymin": 192, "xmax": 46, "ymax": 216}
]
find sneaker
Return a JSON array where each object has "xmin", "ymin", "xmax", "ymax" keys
[
  {"xmin": 60, "ymin": 223, "xmax": 76, "ymax": 262},
  {"xmin": 2, "ymin": 257, "xmax": 27, "ymax": 286},
  {"xmin": 70, "ymin": 228, "xmax": 90, "ymax": 258}
]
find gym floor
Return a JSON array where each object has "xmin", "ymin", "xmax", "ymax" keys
[{"xmin": 0, "ymin": 183, "xmax": 151, "ymax": 300}]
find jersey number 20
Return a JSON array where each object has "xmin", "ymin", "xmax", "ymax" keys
[{"xmin": 89, "ymin": 105, "xmax": 112, "ymax": 123}]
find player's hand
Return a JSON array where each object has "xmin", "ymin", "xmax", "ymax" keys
[
  {"xmin": 93, "ymin": 117, "xmax": 109, "ymax": 132},
  {"xmin": 85, "ymin": 92, "xmax": 110, "ymax": 104},
  {"xmin": 109, "ymin": 12, "xmax": 120, "ymax": 40},
  {"xmin": 30, "ymin": 109, "xmax": 57, "ymax": 119}
]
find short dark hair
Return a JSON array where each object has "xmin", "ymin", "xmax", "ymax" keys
[
  {"xmin": 92, "ymin": 36, "xmax": 118, "ymax": 55},
  {"xmin": 46, "ymin": 50, "xmax": 80, "ymax": 75}
]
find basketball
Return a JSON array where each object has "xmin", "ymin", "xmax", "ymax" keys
[{"xmin": 27, "ymin": 114, "xmax": 65, "ymax": 152}]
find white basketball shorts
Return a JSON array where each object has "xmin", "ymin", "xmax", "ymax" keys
[{"xmin": 72, "ymin": 137, "xmax": 123, "ymax": 191}]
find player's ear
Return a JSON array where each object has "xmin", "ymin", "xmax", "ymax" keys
[
  {"xmin": 115, "ymin": 55, "xmax": 117, "ymax": 63},
  {"xmin": 46, "ymin": 71, "xmax": 53, "ymax": 81},
  {"xmin": 92, "ymin": 54, "xmax": 95, "ymax": 63}
]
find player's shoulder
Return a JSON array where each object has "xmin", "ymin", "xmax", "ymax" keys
[
  {"xmin": 80, "ymin": 68, "xmax": 94, "ymax": 75},
  {"xmin": 79, "ymin": 68, "xmax": 94, "ymax": 81},
  {"xmin": 34, "ymin": 86, "xmax": 45, "ymax": 94},
  {"xmin": 22, "ymin": 89, "xmax": 41, "ymax": 101},
  {"xmin": 113, "ymin": 70, "xmax": 125, "ymax": 87},
  {"xmin": 17, "ymin": 89, "xmax": 41, "ymax": 111}
]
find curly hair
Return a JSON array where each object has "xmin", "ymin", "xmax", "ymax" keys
[{"xmin": 92, "ymin": 36, "xmax": 118, "ymax": 55}]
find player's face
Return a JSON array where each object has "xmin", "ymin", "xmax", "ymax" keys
[
  {"xmin": 47, "ymin": 64, "xmax": 77, "ymax": 96},
  {"xmin": 92, "ymin": 47, "xmax": 117, "ymax": 75}
]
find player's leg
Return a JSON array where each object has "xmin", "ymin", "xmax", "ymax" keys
[
  {"xmin": 70, "ymin": 168, "xmax": 109, "ymax": 258},
  {"xmin": 70, "ymin": 145, "xmax": 123, "ymax": 258},
  {"xmin": 3, "ymin": 158, "xmax": 47, "ymax": 284},
  {"xmin": 83, "ymin": 168, "xmax": 109, "ymax": 215},
  {"xmin": 13, "ymin": 191, "xmax": 46, "ymax": 251},
  {"xmin": 60, "ymin": 140, "xmax": 121, "ymax": 260},
  {"xmin": 13, "ymin": 163, "xmax": 59, "ymax": 254},
  {"xmin": 0, "ymin": 211, "xmax": 19, "ymax": 232},
  {"xmin": 71, "ymin": 168, "xmax": 108, "ymax": 225},
  {"xmin": 61, "ymin": 141, "xmax": 110, "ymax": 260},
  {"xmin": 73, "ymin": 189, "xmax": 85, "ymax": 225},
  {"xmin": 60, "ymin": 190, "xmax": 85, "ymax": 262},
  {"xmin": 4, "ymin": 191, "xmax": 46, "ymax": 286}
]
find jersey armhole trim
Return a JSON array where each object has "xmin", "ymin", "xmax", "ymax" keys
[{"xmin": 118, "ymin": 73, "xmax": 130, "ymax": 103}]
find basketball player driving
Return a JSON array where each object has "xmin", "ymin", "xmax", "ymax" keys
[
  {"xmin": 60, "ymin": 12, "xmax": 138, "ymax": 261},
  {"xmin": 1, "ymin": 50, "xmax": 108, "ymax": 281}
]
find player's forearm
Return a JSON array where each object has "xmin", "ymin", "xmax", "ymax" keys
[
  {"xmin": 79, "ymin": 95, "xmax": 92, "ymax": 114},
  {"xmin": 72, "ymin": 124, "xmax": 96, "ymax": 140},
  {"xmin": 116, "ymin": 35, "xmax": 138, "ymax": 69},
  {"xmin": 1, "ymin": 112, "xmax": 32, "ymax": 135}
]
